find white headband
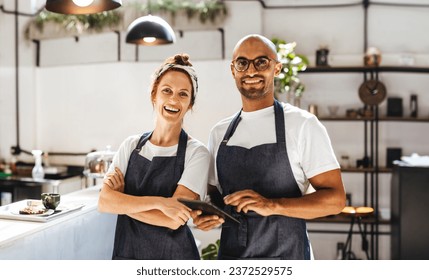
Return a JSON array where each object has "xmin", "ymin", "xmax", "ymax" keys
[{"xmin": 156, "ymin": 64, "xmax": 198, "ymax": 95}]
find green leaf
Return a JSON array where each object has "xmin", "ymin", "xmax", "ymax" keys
[
  {"xmin": 201, "ymin": 239, "xmax": 220, "ymax": 260},
  {"xmin": 272, "ymin": 37, "xmax": 308, "ymax": 96}
]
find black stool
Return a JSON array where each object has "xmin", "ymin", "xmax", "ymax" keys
[{"xmin": 341, "ymin": 206, "xmax": 374, "ymax": 260}]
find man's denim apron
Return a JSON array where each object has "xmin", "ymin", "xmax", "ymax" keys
[
  {"xmin": 112, "ymin": 130, "xmax": 200, "ymax": 260},
  {"xmin": 216, "ymin": 100, "xmax": 310, "ymax": 260}
]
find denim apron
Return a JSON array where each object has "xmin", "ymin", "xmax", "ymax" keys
[
  {"xmin": 217, "ymin": 100, "xmax": 310, "ymax": 260},
  {"xmin": 112, "ymin": 129, "xmax": 200, "ymax": 260}
]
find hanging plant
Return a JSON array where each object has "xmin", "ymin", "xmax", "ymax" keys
[
  {"xmin": 24, "ymin": 1, "xmax": 227, "ymax": 40},
  {"xmin": 140, "ymin": 0, "xmax": 228, "ymax": 24},
  {"xmin": 25, "ymin": 10, "xmax": 122, "ymax": 39}
]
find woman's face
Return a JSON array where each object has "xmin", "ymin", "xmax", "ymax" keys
[{"xmin": 153, "ymin": 70, "xmax": 193, "ymax": 124}]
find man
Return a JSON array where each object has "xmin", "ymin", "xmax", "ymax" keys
[{"xmin": 193, "ymin": 34, "xmax": 346, "ymax": 260}]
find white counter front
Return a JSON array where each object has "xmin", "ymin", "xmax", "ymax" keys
[{"xmin": 0, "ymin": 186, "xmax": 117, "ymax": 260}]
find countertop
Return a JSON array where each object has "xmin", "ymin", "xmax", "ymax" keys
[
  {"xmin": 0, "ymin": 185, "xmax": 218, "ymax": 259},
  {"xmin": 0, "ymin": 185, "xmax": 117, "ymax": 259}
]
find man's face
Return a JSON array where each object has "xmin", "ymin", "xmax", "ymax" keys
[{"xmin": 230, "ymin": 38, "xmax": 281, "ymax": 100}]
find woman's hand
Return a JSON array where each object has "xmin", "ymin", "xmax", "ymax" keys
[
  {"xmin": 104, "ymin": 167, "xmax": 125, "ymax": 193},
  {"xmin": 157, "ymin": 197, "xmax": 192, "ymax": 226},
  {"xmin": 191, "ymin": 210, "xmax": 224, "ymax": 231}
]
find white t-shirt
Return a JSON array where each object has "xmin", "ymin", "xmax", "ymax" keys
[
  {"xmin": 208, "ymin": 102, "xmax": 340, "ymax": 195},
  {"xmin": 108, "ymin": 134, "xmax": 210, "ymax": 200}
]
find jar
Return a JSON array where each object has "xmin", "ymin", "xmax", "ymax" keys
[
  {"xmin": 340, "ymin": 155, "xmax": 351, "ymax": 169},
  {"xmin": 83, "ymin": 146, "xmax": 116, "ymax": 179}
]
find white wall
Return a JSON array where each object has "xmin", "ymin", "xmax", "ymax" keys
[{"xmin": 1, "ymin": 0, "xmax": 429, "ymax": 259}]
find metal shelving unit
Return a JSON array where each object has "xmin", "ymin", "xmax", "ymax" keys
[{"xmin": 303, "ymin": 65, "xmax": 428, "ymax": 259}]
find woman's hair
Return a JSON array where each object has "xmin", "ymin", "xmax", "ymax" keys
[{"xmin": 150, "ymin": 53, "xmax": 198, "ymax": 107}]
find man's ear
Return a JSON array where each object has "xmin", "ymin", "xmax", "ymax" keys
[
  {"xmin": 274, "ymin": 62, "xmax": 283, "ymax": 76},
  {"xmin": 230, "ymin": 63, "xmax": 236, "ymax": 78}
]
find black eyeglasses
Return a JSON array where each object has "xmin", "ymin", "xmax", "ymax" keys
[{"xmin": 232, "ymin": 57, "xmax": 277, "ymax": 72}]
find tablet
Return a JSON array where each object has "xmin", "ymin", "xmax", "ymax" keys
[{"xmin": 178, "ymin": 198, "xmax": 240, "ymax": 224}]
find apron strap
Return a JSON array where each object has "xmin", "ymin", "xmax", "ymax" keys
[
  {"xmin": 135, "ymin": 131, "xmax": 153, "ymax": 152},
  {"xmin": 221, "ymin": 111, "xmax": 242, "ymax": 145},
  {"xmin": 274, "ymin": 100, "xmax": 286, "ymax": 145},
  {"xmin": 174, "ymin": 129, "xmax": 188, "ymax": 179}
]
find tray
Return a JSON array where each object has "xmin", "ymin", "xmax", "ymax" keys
[{"xmin": 0, "ymin": 199, "xmax": 85, "ymax": 223}]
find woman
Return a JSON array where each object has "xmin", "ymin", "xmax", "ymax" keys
[{"xmin": 98, "ymin": 54, "xmax": 209, "ymax": 260}]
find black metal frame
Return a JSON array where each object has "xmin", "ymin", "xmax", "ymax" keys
[
  {"xmin": 0, "ymin": 2, "xmax": 95, "ymax": 157},
  {"xmin": 132, "ymin": 28, "xmax": 225, "ymax": 62},
  {"xmin": 343, "ymin": 215, "xmax": 371, "ymax": 259}
]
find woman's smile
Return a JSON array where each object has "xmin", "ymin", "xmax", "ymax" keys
[{"xmin": 164, "ymin": 105, "xmax": 180, "ymax": 113}]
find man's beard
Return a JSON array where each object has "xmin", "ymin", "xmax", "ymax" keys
[{"xmin": 239, "ymin": 88, "xmax": 267, "ymax": 100}]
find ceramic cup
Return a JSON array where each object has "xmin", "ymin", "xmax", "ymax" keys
[{"xmin": 41, "ymin": 193, "xmax": 61, "ymax": 210}]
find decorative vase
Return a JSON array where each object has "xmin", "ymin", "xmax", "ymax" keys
[
  {"xmin": 31, "ymin": 150, "xmax": 44, "ymax": 180},
  {"xmin": 293, "ymin": 93, "xmax": 301, "ymax": 108}
]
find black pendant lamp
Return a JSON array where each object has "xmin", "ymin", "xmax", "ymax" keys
[
  {"xmin": 126, "ymin": 15, "xmax": 176, "ymax": 46},
  {"xmin": 45, "ymin": 0, "xmax": 122, "ymax": 15}
]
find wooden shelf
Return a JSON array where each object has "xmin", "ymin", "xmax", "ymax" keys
[
  {"xmin": 307, "ymin": 214, "xmax": 390, "ymax": 225},
  {"xmin": 302, "ymin": 66, "xmax": 429, "ymax": 74},
  {"xmin": 378, "ymin": 116, "xmax": 429, "ymax": 122},
  {"xmin": 340, "ymin": 167, "xmax": 392, "ymax": 173},
  {"xmin": 319, "ymin": 116, "xmax": 429, "ymax": 122}
]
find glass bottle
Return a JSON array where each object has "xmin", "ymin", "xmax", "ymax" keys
[{"xmin": 31, "ymin": 150, "xmax": 45, "ymax": 180}]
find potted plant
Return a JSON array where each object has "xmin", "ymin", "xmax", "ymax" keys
[
  {"xmin": 272, "ymin": 38, "xmax": 309, "ymax": 107},
  {"xmin": 201, "ymin": 239, "xmax": 220, "ymax": 260}
]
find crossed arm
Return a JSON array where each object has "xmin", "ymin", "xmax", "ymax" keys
[{"xmin": 98, "ymin": 167, "xmax": 199, "ymax": 230}]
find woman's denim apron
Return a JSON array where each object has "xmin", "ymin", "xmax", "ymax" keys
[
  {"xmin": 112, "ymin": 130, "xmax": 200, "ymax": 260},
  {"xmin": 216, "ymin": 100, "xmax": 310, "ymax": 260}
]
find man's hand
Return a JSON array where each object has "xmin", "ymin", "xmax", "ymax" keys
[
  {"xmin": 191, "ymin": 210, "xmax": 224, "ymax": 231},
  {"xmin": 224, "ymin": 189, "xmax": 275, "ymax": 216}
]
